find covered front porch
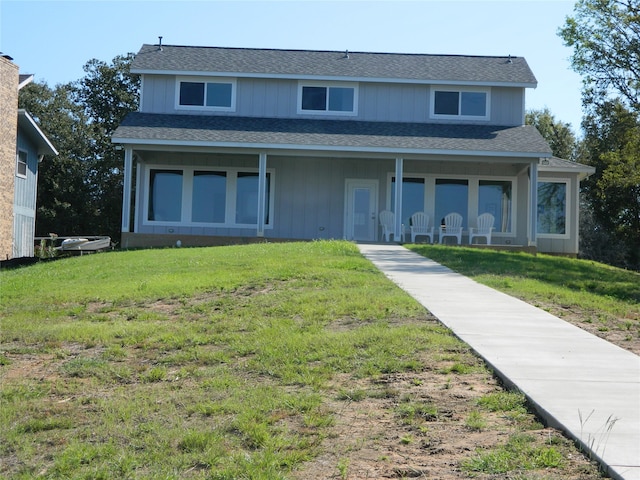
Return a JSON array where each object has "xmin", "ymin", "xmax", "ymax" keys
[{"xmin": 119, "ymin": 147, "xmax": 545, "ymax": 250}]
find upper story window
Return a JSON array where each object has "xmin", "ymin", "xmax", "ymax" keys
[
  {"xmin": 176, "ymin": 77, "xmax": 236, "ymax": 111},
  {"xmin": 431, "ymin": 88, "xmax": 490, "ymax": 120},
  {"xmin": 16, "ymin": 150, "xmax": 27, "ymax": 178},
  {"xmin": 298, "ymin": 82, "xmax": 357, "ymax": 116}
]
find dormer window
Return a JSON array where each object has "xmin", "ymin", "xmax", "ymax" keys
[
  {"xmin": 431, "ymin": 88, "xmax": 490, "ymax": 120},
  {"xmin": 298, "ymin": 82, "xmax": 357, "ymax": 115},
  {"xmin": 176, "ymin": 77, "xmax": 236, "ymax": 111}
]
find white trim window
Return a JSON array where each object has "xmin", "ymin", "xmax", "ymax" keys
[
  {"xmin": 430, "ymin": 87, "xmax": 490, "ymax": 120},
  {"xmin": 16, "ymin": 150, "xmax": 28, "ymax": 178},
  {"xmin": 537, "ymin": 179, "xmax": 569, "ymax": 237},
  {"xmin": 144, "ymin": 166, "xmax": 273, "ymax": 228},
  {"xmin": 298, "ymin": 82, "xmax": 358, "ymax": 115},
  {"xmin": 176, "ymin": 77, "xmax": 236, "ymax": 111}
]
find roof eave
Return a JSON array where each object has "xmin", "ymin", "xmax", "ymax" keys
[
  {"xmin": 17, "ymin": 110, "xmax": 58, "ymax": 156},
  {"xmin": 132, "ymin": 69, "xmax": 537, "ymax": 88},
  {"xmin": 111, "ymin": 136, "xmax": 549, "ymax": 158}
]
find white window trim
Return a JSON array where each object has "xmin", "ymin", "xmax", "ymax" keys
[
  {"xmin": 175, "ymin": 76, "xmax": 237, "ymax": 112},
  {"xmin": 297, "ymin": 81, "xmax": 358, "ymax": 116},
  {"xmin": 429, "ymin": 86, "xmax": 491, "ymax": 121},
  {"xmin": 385, "ymin": 173, "xmax": 517, "ymax": 236},
  {"xmin": 16, "ymin": 149, "xmax": 28, "ymax": 178},
  {"xmin": 142, "ymin": 164, "xmax": 274, "ymax": 229},
  {"xmin": 537, "ymin": 178, "xmax": 570, "ymax": 239}
]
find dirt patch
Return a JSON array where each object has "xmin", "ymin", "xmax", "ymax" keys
[{"xmin": 290, "ymin": 367, "xmax": 603, "ymax": 479}]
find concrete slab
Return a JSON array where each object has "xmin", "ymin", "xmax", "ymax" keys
[{"xmin": 358, "ymin": 243, "xmax": 640, "ymax": 480}]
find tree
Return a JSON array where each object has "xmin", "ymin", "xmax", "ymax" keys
[
  {"xmin": 559, "ymin": 0, "xmax": 640, "ymax": 113},
  {"xmin": 18, "ymin": 82, "xmax": 94, "ymax": 236},
  {"xmin": 71, "ymin": 54, "xmax": 140, "ymax": 241},
  {"xmin": 560, "ymin": 0, "xmax": 640, "ymax": 269},
  {"xmin": 525, "ymin": 108, "xmax": 578, "ymax": 160},
  {"xmin": 18, "ymin": 54, "xmax": 139, "ymax": 242},
  {"xmin": 580, "ymin": 100, "xmax": 640, "ymax": 268}
]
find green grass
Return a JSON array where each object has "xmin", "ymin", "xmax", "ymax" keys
[
  {"xmin": 0, "ymin": 241, "xmax": 452, "ymax": 479},
  {"xmin": 407, "ymin": 244, "xmax": 640, "ymax": 342},
  {"xmin": 0, "ymin": 241, "xmax": 610, "ymax": 478}
]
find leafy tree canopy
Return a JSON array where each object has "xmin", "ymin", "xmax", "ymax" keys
[
  {"xmin": 559, "ymin": 0, "xmax": 640, "ymax": 113},
  {"xmin": 526, "ymin": 108, "xmax": 578, "ymax": 160},
  {"xmin": 18, "ymin": 54, "xmax": 139, "ymax": 241}
]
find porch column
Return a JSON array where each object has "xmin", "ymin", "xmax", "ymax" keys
[
  {"xmin": 121, "ymin": 147, "xmax": 133, "ymax": 233},
  {"xmin": 257, "ymin": 152, "xmax": 267, "ymax": 237},
  {"xmin": 394, "ymin": 157, "xmax": 404, "ymax": 240},
  {"xmin": 528, "ymin": 160, "xmax": 538, "ymax": 247}
]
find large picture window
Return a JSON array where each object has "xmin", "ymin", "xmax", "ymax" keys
[
  {"xmin": 435, "ymin": 179, "xmax": 469, "ymax": 228},
  {"xmin": 192, "ymin": 171, "xmax": 226, "ymax": 223},
  {"xmin": 149, "ymin": 170, "xmax": 183, "ymax": 222},
  {"xmin": 177, "ymin": 78, "xmax": 235, "ymax": 110},
  {"xmin": 538, "ymin": 181, "xmax": 567, "ymax": 235},
  {"xmin": 479, "ymin": 180, "xmax": 512, "ymax": 233},
  {"xmin": 146, "ymin": 167, "xmax": 272, "ymax": 228},
  {"xmin": 298, "ymin": 83, "xmax": 357, "ymax": 115},
  {"xmin": 390, "ymin": 177, "xmax": 426, "ymax": 227},
  {"xmin": 431, "ymin": 89, "xmax": 489, "ymax": 119}
]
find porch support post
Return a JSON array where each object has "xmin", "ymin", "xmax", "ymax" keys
[
  {"xmin": 121, "ymin": 147, "xmax": 133, "ymax": 233},
  {"xmin": 528, "ymin": 160, "xmax": 538, "ymax": 247},
  {"xmin": 394, "ymin": 157, "xmax": 404, "ymax": 241},
  {"xmin": 257, "ymin": 152, "xmax": 267, "ymax": 237}
]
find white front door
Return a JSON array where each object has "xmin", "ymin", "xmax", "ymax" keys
[{"xmin": 345, "ymin": 179, "xmax": 378, "ymax": 241}]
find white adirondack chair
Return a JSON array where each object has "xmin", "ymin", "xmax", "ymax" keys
[
  {"xmin": 439, "ymin": 212, "xmax": 463, "ymax": 245},
  {"xmin": 379, "ymin": 210, "xmax": 395, "ymax": 242},
  {"xmin": 469, "ymin": 213, "xmax": 495, "ymax": 245},
  {"xmin": 410, "ymin": 212, "xmax": 434, "ymax": 243}
]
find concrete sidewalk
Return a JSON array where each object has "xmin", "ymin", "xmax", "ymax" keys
[{"xmin": 358, "ymin": 243, "xmax": 640, "ymax": 480}]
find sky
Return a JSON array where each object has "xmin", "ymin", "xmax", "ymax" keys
[{"xmin": 1, "ymin": 0, "xmax": 584, "ymax": 131}]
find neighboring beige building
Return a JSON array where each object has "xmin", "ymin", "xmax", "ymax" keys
[
  {"xmin": 0, "ymin": 54, "xmax": 57, "ymax": 260},
  {"xmin": 0, "ymin": 55, "xmax": 18, "ymax": 260}
]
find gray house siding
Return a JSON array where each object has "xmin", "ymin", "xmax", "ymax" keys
[
  {"xmin": 131, "ymin": 151, "xmax": 537, "ymax": 246},
  {"xmin": 13, "ymin": 130, "xmax": 39, "ymax": 257},
  {"xmin": 140, "ymin": 74, "xmax": 525, "ymax": 126}
]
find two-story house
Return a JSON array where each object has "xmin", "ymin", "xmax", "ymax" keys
[
  {"xmin": 112, "ymin": 43, "xmax": 593, "ymax": 255},
  {"xmin": 0, "ymin": 54, "xmax": 57, "ymax": 260}
]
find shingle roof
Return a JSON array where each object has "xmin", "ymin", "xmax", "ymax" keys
[
  {"xmin": 131, "ymin": 44, "xmax": 537, "ymax": 87},
  {"xmin": 113, "ymin": 113, "xmax": 551, "ymax": 157}
]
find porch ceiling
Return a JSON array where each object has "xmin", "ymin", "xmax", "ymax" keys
[{"xmin": 113, "ymin": 113, "xmax": 552, "ymax": 158}]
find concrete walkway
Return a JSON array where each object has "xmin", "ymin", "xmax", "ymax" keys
[{"xmin": 358, "ymin": 244, "xmax": 640, "ymax": 480}]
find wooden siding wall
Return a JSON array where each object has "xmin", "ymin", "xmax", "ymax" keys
[
  {"xmin": 140, "ymin": 75, "xmax": 525, "ymax": 126},
  {"xmin": 133, "ymin": 152, "xmax": 535, "ymax": 246},
  {"xmin": 12, "ymin": 133, "xmax": 38, "ymax": 257}
]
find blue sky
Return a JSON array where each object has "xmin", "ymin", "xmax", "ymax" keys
[{"xmin": 1, "ymin": 0, "xmax": 584, "ymax": 131}]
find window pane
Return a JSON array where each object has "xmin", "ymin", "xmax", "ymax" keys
[
  {"xmin": 538, "ymin": 182, "xmax": 566, "ymax": 234},
  {"xmin": 328, "ymin": 87, "xmax": 354, "ymax": 112},
  {"xmin": 149, "ymin": 170, "xmax": 182, "ymax": 221},
  {"xmin": 192, "ymin": 171, "xmax": 226, "ymax": 223},
  {"xmin": 302, "ymin": 86, "xmax": 327, "ymax": 110},
  {"xmin": 435, "ymin": 179, "xmax": 468, "ymax": 227},
  {"xmin": 17, "ymin": 151, "xmax": 27, "ymax": 176},
  {"xmin": 206, "ymin": 83, "xmax": 232, "ymax": 107},
  {"xmin": 236, "ymin": 172, "xmax": 270, "ymax": 225},
  {"xmin": 479, "ymin": 180, "xmax": 512, "ymax": 232},
  {"xmin": 461, "ymin": 92, "xmax": 486, "ymax": 116},
  {"xmin": 434, "ymin": 91, "xmax": 459, "ymax": 115},
  {"xmin": 179, "ymin": 82, "xmax": 205, "ymax": 106},
  {"xmin": 391, "ymin": 177, "xmax": 425, "ymax": 226}
]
